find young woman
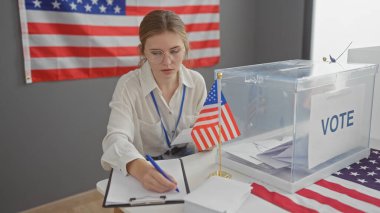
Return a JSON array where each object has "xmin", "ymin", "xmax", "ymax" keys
[{"xmin": 101, "ymin": 10, "xmax": 207, "ymax": 193}]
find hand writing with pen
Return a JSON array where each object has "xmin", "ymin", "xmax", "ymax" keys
[{"xmin": 126, "ymin": 158, "xmax": 178, "ymax": 193}]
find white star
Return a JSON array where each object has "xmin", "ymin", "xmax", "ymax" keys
[
  {"xmin": 99, "ymin": 4, "xmax": 106, "ymax": 13},
  {"xmin": 114, "ymin": 5, "xmax": 121, "ymax": 13},
  {"xmin": 84, "ymin": 4, "xmax": 92, "ymax": 12},
  {"xmin": 375, "ymin": 178, "xmax": 380, "ymax": 183},
  {"xmin": 369, "ymin": 160, "xmax": 378, "ymax": 164},
  {"xmin": 357, "ymin": 178, "xmax": 367, "ymax": 183},
  {"xmin": 33, "ymin": 0, "xmax": 42, "ymax": 8},
  {"xmin": 377, "ymin": 167, "xmax": 380, "ymax": 170},
  {"xmin": 372, "ymin": 150, "xmax": 379, "ymax": 154},
  {"xmin": 346, "ymin": 166, "xmax": 352, "ymax": 170},
  {"xmin": 51, "ymin": 0, "xmax": 60, "ymax": 9},
  {"xmin": 367, "ymin": 171, "xmax": 377, "ymax": 176},
  {"xmin": 360, "ymin": 166, "xmax": 369, "ymax": 170},
  {"xmin": 350, "ymin": 172, "xmax": 360, "ymax": 176},
  {"xmin": 77, "ymin": 0, "xmax": 83, "ymax": 3},
  {"xmin": 106, "ymin": 0, "xmax": 113, "ymax": 5},
  {"xmin": 91, "ymin": 0, "xmax": 98, "ymax": 5},
  {"xmin": 335, "ymin": 171, "xmax": 342, "ymax": 175},
  {"xmin": 69, "ymin": 2, "xmax": 77, "ymax": 10}
]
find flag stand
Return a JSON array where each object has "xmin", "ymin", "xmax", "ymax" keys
[{"xmin": 209, "ymin": 72, "xmax": 232, "ymax": 179}]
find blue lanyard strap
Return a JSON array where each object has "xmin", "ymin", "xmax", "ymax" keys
[{"xmin": 150, "ymin": 85, "xmax": 186, "ymax": 148}]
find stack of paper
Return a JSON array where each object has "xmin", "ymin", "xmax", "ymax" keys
[
  {"xmin": 223, "ymin": 136, "xmax": 293, "ymax": 169},
  {"xmin": 184, "ymin": 176, "xmax": 251, "ymax": 213}
]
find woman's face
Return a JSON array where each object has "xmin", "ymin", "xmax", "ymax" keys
[{"xmin": 143, "ymin": 31, "xmax": 186, "ymax": 81}]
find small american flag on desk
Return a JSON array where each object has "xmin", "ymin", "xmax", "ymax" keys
[
  {"xmin": 18, "ymin": 0, "xmax": 220, "ymax": 83},
  {"xmin": 191, "ymin": 80, "xmax": 240, "ymax": 151},
  {"xmin": 252, "ymin": 149, "xmax": 380, "ymax": 212}
]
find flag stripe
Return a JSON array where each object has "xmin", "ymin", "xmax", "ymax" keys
[
  {"xmin": 27, "ymin": 22, "xmax": 219, "ymax": 36},
  {"xmin": 210, "ymin": 126, "xmax": 219, "ymax": 146},
  {"xmin": 251, "ymin": 183, "xmax": 318, "ymax": 213},
  {"xmin": 225, "ymin": 104, "xmax": 241, "ymax": 136},
  {"xmin": 28, "ymin": 31, "xmax": 220, "ymax": 46},
  {"xmin": 296, "ymin": 188, "xmax": 364, "ymax": 213},
  {"xmin": 221, "ymin": 107, "xmax": 235, "ymax": 139},
  {"xmin": 307, "ymin": 183, "xmax": 380, "ymax": 212},
  {"xmin": 198, "ymin": 128, "xmax": 211, "ymax": 149},
  {"xmin": 125, "ymin": 5, "xmax": 219, "ymax": 16},
  {"xmin": 30, "ymin": 57, "xmax": 219, "ymax": 81},
  {"xmin": 26, "ymin": 10, "xmax": 219, "ymax": 26},
  {"xmin": 191, "ymin": 130, "xmax": 204, "ymax": 151},
  {"xmin": 127, "ymin": 0, "xmax": 219, "ymax": 7},
  {"xmin": 29, "ymin": 40, "xmax": 219, "ymax": 58},
  {"xmin": 31, "ymin": 66, "xmax": 137, "ymax": 82},
  {"xmin": 316, "ymin": 179, "xmax": 380, "ymax": 207}
]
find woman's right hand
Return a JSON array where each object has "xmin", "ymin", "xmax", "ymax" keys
[{"xmin": 126, "ymin": 158, "xmax": 178, "ymax": 193}]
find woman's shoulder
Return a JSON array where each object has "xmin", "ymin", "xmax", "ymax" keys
[
  {"xmin": 183, "ymin": 67, "xmax": 206, "ymax": 86},
  {"xmin": 116, "ymin": 68, "xmax": 141, "ymax": 88}
]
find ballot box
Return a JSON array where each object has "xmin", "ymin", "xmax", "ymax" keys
[{"xmin": 220, "ymin": 60, "xmax": 378, "ymax": 193}]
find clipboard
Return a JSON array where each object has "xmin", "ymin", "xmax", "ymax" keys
[{"xmin": 102, "ymin": 158, "xmax": 190, "ymax": 208}]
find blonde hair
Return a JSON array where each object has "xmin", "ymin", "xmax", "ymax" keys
[{"xmin": 138, "ymin": 10, "xmax": 189, "ymax": 66}]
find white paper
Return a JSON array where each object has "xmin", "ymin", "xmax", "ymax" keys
[
  {"xmin": 105, "ymin": 159, "xmax": 187, "ymax": 206},
  {"xmin": 223, "ymin": 141, "xmax": 263, "ymax": 165},
  {"xmin": 171, "ymin": 128, "xmax": 193, "ymax": 146},
  {"xmin": 308, "ymin": 85, "xmax": 365, "ymax": 169},
  {"xmin": 184, "ymin": 176, "xmax": 250, "ymax": 213}
]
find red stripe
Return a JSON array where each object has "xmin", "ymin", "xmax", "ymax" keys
[
  {"xmin": 31, "ymin": 66, "xmax": 137, "ymax": 82},
  {"xmin": 316, "ymin": 179, "xmax": 380, "ymax": 207},
  {"xmin": 252, "ymin": 183, "xmax": 318, "ymax": 213},
  {"xmin": 29, "ymin": 40, "xmax": 219, "ymax": 58},
  {"xmin": 190, "ymin": 39, "xmax": 220, "ymax": 49},
  {"xmin": 193, "ymin": 122, "xmax": 218, "ymax": 130},
  {"xmin": 225, "ymin": 104, "xmax": 241, "ymax": 135},
  {"xmin": 191, "ymin": 130, "xmax": 203, "ymax": 152},
  {"xmin": 199, "ymin": 106, "xmax": 218, "ymax": 114},
  {"xmin": 196, "ymin": 114, "xmax": 218, "ymax": 122},
  {"xmin": 221, "ymin": 109, "xmax": 234, "ymax": 140},
  {"xmin": 28, "ymin": 23, "xmax": 138, "ymax": 36},
  {"xmin": 186, "ymin": 23, "xmax": 219, "ymax": 32},
  {"xmin": 28, "ymin": 22, "xmax": 218, "ymax": 36},
  {"xmin": 126, "ymin": 5, "xmax": 219, "ymax": 16},
  {"xmin": 30, "ymin": 46, "xmax": 139, "ymax": 58},
  {"xmin": 184, "ymin": 56, "xmax": 220, "ymax": 68},
  {"xmin": 297, "ymin": 188, "xmax": 364, "ymax": 213}
]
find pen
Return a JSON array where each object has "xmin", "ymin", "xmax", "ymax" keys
[{"xmin": 146, "ymin": 155, "xmax": 180, "ymax": 192}]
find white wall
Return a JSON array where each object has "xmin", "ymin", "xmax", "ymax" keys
[{"xmin": 311, "ymin": 0, "xmax": 380, "ymax": 62}]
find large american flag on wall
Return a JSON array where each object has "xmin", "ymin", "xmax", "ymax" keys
[
  {"xmin": 252, "ymin": 149, "xmax": 380, "ymax": 212},
  {"xmin": 18, "ymin": 0, "xmax": 220, "ymax": 83},
  {"xmin": 191, "ymin": 80, "xmax": 240, "ymax": 151}
]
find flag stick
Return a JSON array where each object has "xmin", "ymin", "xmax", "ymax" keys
[{"xmin": 214, "ymin": 72, "xmax": 231, "ymax": 178}]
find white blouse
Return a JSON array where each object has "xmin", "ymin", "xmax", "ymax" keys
[{"xmin": 101, "ymin": 62, "xmax": 207, "ymax": 175}]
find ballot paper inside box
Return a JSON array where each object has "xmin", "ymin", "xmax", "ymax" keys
[{"xmin": 218, "ymin": 60, "xmax": 378, "ymax": 193}]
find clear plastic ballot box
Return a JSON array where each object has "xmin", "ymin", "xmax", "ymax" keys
[{"xmin": 219, "ymin": 60, "xmax": 378, "ymax": 193}]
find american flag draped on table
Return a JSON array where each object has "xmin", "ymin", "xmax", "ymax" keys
[
  {"xmin": 18, "ymin": 0, "xmax": 220, "ymax": 83},
  {"xmin": 191, "ymin": 80, "xmax": 240, "ymax": 151},
  {"xmin": 252, "ymin": 149, "xmax": 380, "ymax": 212}
]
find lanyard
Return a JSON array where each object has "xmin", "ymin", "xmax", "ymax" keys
[{"xmin": 150, "ymin": 86, "xmax": 186, "ymax": 148}]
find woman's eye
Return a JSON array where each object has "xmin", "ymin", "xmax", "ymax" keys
[
  {"xmin": 151, "ymin": 51, "xmax": 162, "ymax": 56},
  {"xmin": 170, "ymin": 49, "xmax": 180, "ymax": 54}
]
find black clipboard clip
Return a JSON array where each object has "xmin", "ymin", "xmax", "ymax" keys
[{"xmin": 129, "ymin": 195, "xmax": 167, "ymax": 206}]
